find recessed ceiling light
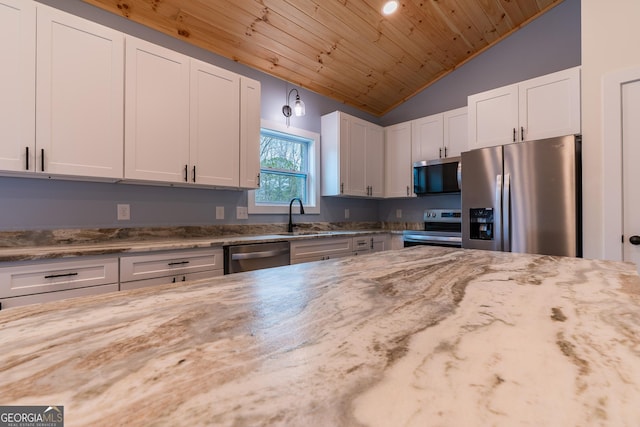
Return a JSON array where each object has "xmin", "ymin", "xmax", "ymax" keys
[{"xmin": 382, "ymin": 1, "xmax": 398, "ymax": 15}]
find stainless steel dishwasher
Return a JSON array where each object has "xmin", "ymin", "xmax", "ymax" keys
[{"xmin": 224, "ymin": 241, "xmax": 290, "ymax": 274}]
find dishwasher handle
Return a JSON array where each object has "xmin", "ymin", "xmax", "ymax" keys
[{"xmin": 231, "ymin": 248, "xmax": 290, "ymax": 261}]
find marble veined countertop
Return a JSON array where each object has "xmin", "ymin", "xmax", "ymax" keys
[
  {"xmin": 0, "ymin": 224, "xmax": 395, "ymax": 262},
  {"xmin": 1, "ymin": 247, "xmax": 639, "ymax": 426}
]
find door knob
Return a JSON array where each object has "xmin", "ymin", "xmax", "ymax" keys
[{"xmin": 630, "ymin": 235, "xmax": 640, "ymax": 245}]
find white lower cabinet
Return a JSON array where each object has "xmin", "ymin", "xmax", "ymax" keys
[
  {"xmin": 0, "ymin": 255, "xmax": 119, "ymax": 309},
  {"xmin": 290, "ymin": 234, "xmax": 390, "ymax": 265},
  {"xmin": 290, "ymin": 237, "xmax": 353, "ymax": 265},
  {"xmin": 119, "ymin": 247, "xmax": 223, "ymax": 290}
]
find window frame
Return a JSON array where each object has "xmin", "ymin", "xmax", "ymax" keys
[{"xmin": 248, "ymin": 119, "xmax": 320, "ymax": 215}]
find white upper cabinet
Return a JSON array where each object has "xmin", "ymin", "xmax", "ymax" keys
[
  {"xmin": 0, "ymin": 0, "xmax": 35, "ymax": 173},
  {"xmin": 443, "ymin": 106, "xmax": 468, "ymax": 158},
  {"xmin": 0, "ymin": 1, "xmax": 124, "ymax": 179},
  {"xmin": 36, "ymin": 4, "xmax": 124, "ymax": 179},
  {"xmin": 125, "ymin": 36, "xmax": 261, "ymax": 189},
  {"xmin": 518, "ymin": 67, "xmax": 581, "ymax": 142},
  {"xmin": 239, "ymin": 77, "xmax": 261, "ymax": 189},
  {"xmin": 125, "ymin": 36, "xmax": 190, "ymax": 183},
  {"xmin": 385, "ymin": 121, "xmax": 413, "ymax": 198},
  {"xmin": 190, "ymin": 59, "xmax": 240, "ymax": 187},
  {"xmin": 468, "ymin": 67, "xmax": 581, "ymax": 149},
  {"xmin": 321, "ymin": 111, "xmax": 384, "ymax": 198},
  {"xmin": 411, "ymin": 113, "xmax": 443, "ymax": 162}
]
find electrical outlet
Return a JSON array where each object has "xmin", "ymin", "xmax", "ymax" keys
[
  {"xmin": 236, "ymin": 206, "xmax": 248, "ymax": 220},
  {"xmin": 117, "ymin": 204, "xmax": 130, "ymax": 221},
  {"xmin": 215, "ymin": 206, "xmax": 225, "ymax": 220},
  {"xmin": 344, "ymin": 208, "xmax": 350, "ymax": 219},
  {"xmin": 396, "ymin": 209, "xmax": 402, "ymax": 219}
]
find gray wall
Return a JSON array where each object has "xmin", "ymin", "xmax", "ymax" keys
[{"xmin": 0, "ymin": 0, "xmax": 580, "ymax": 230}]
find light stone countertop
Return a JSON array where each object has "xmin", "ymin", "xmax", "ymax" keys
[
  {"xmin": 0, "ymin": 226, "xmax": 396, "ymax": 262},
  {"xmin": 1, "ymin": 247, "xmax": 639, "ymax": 426}
]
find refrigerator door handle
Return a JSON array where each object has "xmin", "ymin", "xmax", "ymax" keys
[
  {"xmin": 495, "ymin": 174, "xmax": 503, "ymax": 250},
  {"xmin": 503, "ymin": 173, "xmax": 511, "ymax": 252}
]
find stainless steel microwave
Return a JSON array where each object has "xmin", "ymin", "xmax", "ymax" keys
[{"xmin": 413, "ymin": 157, "xmax": 462, "ymax": 195}]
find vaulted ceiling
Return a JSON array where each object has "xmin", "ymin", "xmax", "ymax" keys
[{"xmin": 81, "ymin": 0, "xmax": 564, "ymax": 116}]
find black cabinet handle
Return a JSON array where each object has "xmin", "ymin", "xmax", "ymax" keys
[
  {"xmin": 182, "ymin": 276, "xmax": 186, "ymax": 282},
  {"xmin": 44, "ymin": 272, "xmax": 78, "ymax": 279},
  {"xmin": 25, "ymin": 147, "xmax": 29, "ymax": 170},
  {"xmin": 444, "ymin": 146, "xmax": 448, "ymax": 157},
  {"xmin": 630, "ymin": 235, "xmax": 640, "ymax": 245},
  {"xmin": 439, "ymin": 147, "xmax": 442, "ymax": 158},
  {"xmin": 192, "ymin": 165, "xmax": 196, "ymax": 182},
  {"xmin": 512, "ymin": 128, "xmax": 516, "ymax": 142},
  {"xmin": 41, "ymin": 148, "xmax": 45, "ymax": 172},
  {"xmin": 168, "ymin": 261, "xmax": 190, "ymax": 266},
  {"xmin": 184, "ymin": 164, "xmax": 188, "ymax": 182},
  {"xmin": 521, "ymin": 126, "xmax": 524, "ymax": 141}
]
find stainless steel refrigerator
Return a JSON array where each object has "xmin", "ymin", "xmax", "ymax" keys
[{"xmin": 461, "ymin": 135, "xmax": 582, "ymax": 257}]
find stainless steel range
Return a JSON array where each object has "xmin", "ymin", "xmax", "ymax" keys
[{"xmin": 403, "ymin": 209, "xmax": 462, "ymax": 248}]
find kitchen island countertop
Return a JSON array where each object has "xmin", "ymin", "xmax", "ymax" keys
[{"xmin": 1, "ymin": 247, "xmax": 639, "ymax": 426}]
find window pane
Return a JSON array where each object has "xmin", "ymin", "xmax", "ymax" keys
[
  {"xmin": 255, "ymin": 171, "xmax": 307, "ymax": 204},
  {"xmin": 260, "ymin": 129, "xmax": 308, "ymax": 173}
]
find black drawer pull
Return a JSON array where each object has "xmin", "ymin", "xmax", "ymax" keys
[
  {"xmin": 44, "ymin": 272, "xmax": 78, "ymax": 279},
  {"xmin": 168, "ymin": 261, "xmax": 190, "ymax": 266}
]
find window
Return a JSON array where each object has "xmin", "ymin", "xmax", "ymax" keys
[{"xmin": 248, "ymin": 120, "xmax": 320, "ymax": 214}]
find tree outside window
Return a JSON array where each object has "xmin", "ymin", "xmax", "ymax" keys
[{"xmin": 255, "ymin": 128, "xmax": 310, "ymax": 205}]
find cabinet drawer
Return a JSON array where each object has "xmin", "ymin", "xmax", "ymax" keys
[
  {"xmin": 0, "ymin": 256, "xmax": 118, "ymax": 299},
  {"xmin": 120, "ymin": 269, "xmax": 222, "ymax": 291},
  {"xmin": 352, "ymin": 236, "xmax": 373, "ymax": 251},
  {"xmin": 0, "ymin": 283, "xmax": 118, "ymax": 310},
  {"xmin": 290, "ymin": 252, "xmax": 352, "ymax": 265},
  {"xmin": 290, "ymin": 237, "xmax": 352, "ymax": 260},
  {"xmin": 120, "ymin": 248, "xmax": 223, "ymax": 282}
]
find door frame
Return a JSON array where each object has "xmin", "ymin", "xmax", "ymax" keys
[{"xmin": 602, "ymin": 65, "xmax": 640, "ymax": 261}]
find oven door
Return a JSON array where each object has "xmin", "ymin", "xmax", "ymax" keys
[{"xmin": 403, "ymin": 232, "xmax": 462, "ymax": 248}]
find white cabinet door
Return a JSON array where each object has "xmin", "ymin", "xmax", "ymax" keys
[
  {"xmin": 190, "ymin": 59, "xmax": 240, "ymax": 187},
  {"xmin": 367, "ymin": 124, "xmax": 384, "ymax": 197},
  {"xmin": 125, "ymin": 36, "xmax": 189, "ymax": 183},
  {"xmin": 371, "ymin": 234, "xmax": 391, "ymax": 252},
  {"xmin": 321, "ymin": 111, "xmax": 383, "ymax": 198},
  {"xmin": 36, "ymin": 5, "xmax": 124, "ymax": 179},
  {"xmin": 385, "ymin": 122, "xmax": 413, "ymax": 198},
  {"xmin": 519, "ymin": 67, "xmax": 581, "ymax": 142},
  {"xmin": 240, "ymin": 77, "xmax": 261, "ymax": 189},
  {"xmin": 346, "ymin": 117, "xmax": 368, "ymax": 196},
  {"xmin": 468, "ymin": 83, "xmax": 519, "ymax": 149},
  {"xmin": 443, "ymin": 106, "xmax": 468, "ymax": 158},
  {"xmin": 0, "ymin": 0, "xmax": 35, "ymax": 173},
  {"xmin": 411, "ymin": 113, "xmax": 443, "ymax": 162}
]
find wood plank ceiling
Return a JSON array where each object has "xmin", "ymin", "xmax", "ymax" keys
[{"xmin": 81, "ymin": 0, "xmax": 565, "ymax": 117}]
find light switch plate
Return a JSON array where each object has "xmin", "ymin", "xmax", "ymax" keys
[
  {"xmin": 236, "ymin": 206, "xmax": 248, "ymax": 220},
  {"xmin": 117, "ymin": 204, "xmax": 130, "ymax": 221},
  {"xmin": 396, "ymin": 209, "xmax": 402, "ymax": 218},
  {"xmin": 344, "ymin": 208, "xmax": 350, "ymax": 219},
  {"xmin": 215, "ymin": 206, "xmax": 225, "ymax": 220}
]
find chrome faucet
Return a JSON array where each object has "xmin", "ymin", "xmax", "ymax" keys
[{"xmin": 288, "ymin": 197, "xmax": 305, "ymax": 232}]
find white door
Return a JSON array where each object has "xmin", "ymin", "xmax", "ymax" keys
[
  {"xmin": 36, "ymin": 5, "xmax": 124, "ymax": 179},
  {"xmin": 0, "ymin": 0, "xmax": 35, "ymax": 173},
  {"xmin": 622, "ymin": 78, "xmax": 640, "ymax": 271},
  {"xmin": 190, "ymin": 59, "xmax": 240, "ymax": 187},
  {"xmin": 125, "ymin": 36, "xmax": 189, "ymax": 183}
]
